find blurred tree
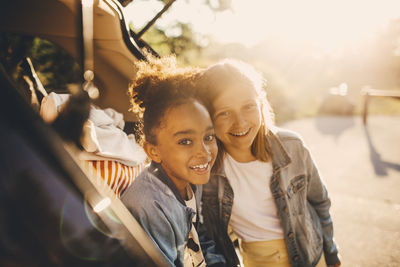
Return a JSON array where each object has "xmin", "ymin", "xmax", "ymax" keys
[
  {"xmin": 371, "ymin": 18, "xmax": 400, "ymax": 89},
  {"xmin": 29, "ymin": 38, "xmax": 81, "ymax": 91},
  {"xmin": 205, "ymin": 0, "xmax": 232, "ymax": 11},
  {"xmin": 0, "ymin": 33, "xmax": 81, "ymax": 93},
  {"xmin": 129, "ymin": 0, "xmax": 231, "ymax": 66},
  {"xmin": 134, "ymin": 22, "xmax": 206, "ymax": 66}
]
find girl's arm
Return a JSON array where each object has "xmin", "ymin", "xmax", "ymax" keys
[
  {"xmin": 303, "ymin": 144, "xmax": 341, "ymax": 266},
  {"xmin": 122, "ymin": 193, "xmax": 180, "ymax": 267}
]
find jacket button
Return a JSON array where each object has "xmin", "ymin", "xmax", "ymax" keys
[
  {"xmin": 288, "ymin": 232, "xmax": 294, "ymax": 238},
  {"xmin": 293, "ymin": 255, "xmax": 300, "ymax": 262}
]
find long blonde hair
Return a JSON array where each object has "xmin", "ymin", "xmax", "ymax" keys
[{"xmin": 196, "ymin": 59, "xmax": 275, "ymax": 171}]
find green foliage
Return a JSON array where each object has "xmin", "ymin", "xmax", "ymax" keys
[
  {"xmin": 133, "ymin": 22, "xmax": 205, "ymax": 66},
  {"xmin": 0, "ymin": 33, "xmax": 81, "ymax": 93},
  {"xmin": 193, "ymin": 18, "xmax": 400, "ymax": 123},
  {"xmin": 29, "ymin": 38, "xmax": 81, "ymax": 91},
  {"xmin": 3, "ymin": 1, "xmax": 399, "ymax": 124}
]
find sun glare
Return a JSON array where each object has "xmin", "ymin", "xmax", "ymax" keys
[
  {"xmin": 212, "ymin": 0, "xmax": 400, "ymax": 49},
  {"xmin": 125, "ymin": 0, "xmax": 400, "ymax": 51}
]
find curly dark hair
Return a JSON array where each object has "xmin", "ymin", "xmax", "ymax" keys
[{"xmin": 129, "ymin": 55, "xmax": 201, "ymax": 145}]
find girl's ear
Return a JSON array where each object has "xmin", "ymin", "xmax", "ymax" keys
[{"xmin": 143, "ymin": 142, "xmax": 161, "ymax": 163}]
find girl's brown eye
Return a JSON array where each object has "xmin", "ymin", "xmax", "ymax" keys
[
  {"xmin": 178, "ymin": 139, "xmax": 192, "ymax": 145},
  {"xmin": 204, "ymin": 134, "xmax": 216, "ymax": 142},
  {"xmin": 216, "ymin": 111, "xmax": 229, "ymax": 118}
]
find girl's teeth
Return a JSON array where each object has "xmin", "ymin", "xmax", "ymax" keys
[
  {"xmin": 191, "ymin": 163, "xmax": 208, "ymax": 169},
  {"xmin": 231, "ymin": 130, "xmax": 248, "ymax": 136}
]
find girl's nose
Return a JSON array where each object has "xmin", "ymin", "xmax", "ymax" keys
[
  {"xmin": 197, "ymin": 142, "xmax": 211, "ymax": 157},
  {"xmin": 232, "ymin": 112, "xmax": 246, "ymax": 126}
]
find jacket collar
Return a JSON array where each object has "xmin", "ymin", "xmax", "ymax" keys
[
  {"xmin": 267, "ymin": 128, "xmax": 291, "ymax": 171},
  {"xmin": 149, "ymin": 161, "xmax": 197, "ymax": 206}
]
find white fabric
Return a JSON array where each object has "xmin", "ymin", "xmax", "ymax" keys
[
  {"xmin": 184, "ymin": 186, "xmax": 197, "ymax": 222},
  {"xmin": 184, "ymin": 186, "xmax": 206, "ymax": 267},
  {"xmin": 79, "ymin": 105, "xmax": 147, "ymax": 167},
  {"xmin": 183, "ymin": 225, "xmax": 206, "ymax": 267},
  {"xmin": 224, "ymin": 154, "xmax": 284, "ymax": 242},
  {"xmin": 40, "ymin": 92, "xmax": 147, "ymax": 167},
  {"xmin": 46, "ymin": 92, "xmax": 70, "ymax": 109}
]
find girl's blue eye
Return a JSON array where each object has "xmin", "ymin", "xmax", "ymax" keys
[
  {"xmin": 178, "ymin": 139, "xmax": 192, "ymax": 145},
  {"xmin": 204, "ymin": 134, "xmax": 216, "ymax": 142}
]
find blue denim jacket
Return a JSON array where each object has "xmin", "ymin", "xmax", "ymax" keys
[
  {"xmin": 121, "ymin": 162, "xmax": 226, "ymax": 267},
  {"xmin": 201, "ymin": 128, "xmax": 340, "ymax": 267}
]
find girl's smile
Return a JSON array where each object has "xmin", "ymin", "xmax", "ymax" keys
[
  {"xmin": 229, "ymin": 128, "xmax": 251, "ymax": 137},
  {"xmin": 145, "ymin": 100, "xmax": 217, "ymax": 198},
  {"xmin": 212, "ymin": 83, "xmax": 262, "ymax": 162},
  {"xmin": 189, "ymin": 161, "xmax": 211, "ymax": 172}
]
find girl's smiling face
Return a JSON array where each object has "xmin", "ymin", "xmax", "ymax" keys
[
  {"xmin": 212, "ymin": 83, "xmax": 262, "ymax": 162},
  {"xmin": 145, "ymin": 100, "xmax": 217, "ymax": 197}
]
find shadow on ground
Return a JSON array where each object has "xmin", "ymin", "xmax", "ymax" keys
[
  {"xmin": 315, "ymin": 116, "xmax": 355, "ymax": 140},
  {"xmin": 283, "ymin": 115, "xmax": 400, "ymax": 267},
  {"xmin": 364, "ymin": 125, "xmax": 400, "ymax": 176},
  {"xmin": 314, "ymin": 115, "xmax": 400, "ymax": 177}
]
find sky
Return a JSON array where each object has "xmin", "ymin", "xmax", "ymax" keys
[{"xmin": 124, "ymin": 0, "xmax": 400, "ymax": 51}]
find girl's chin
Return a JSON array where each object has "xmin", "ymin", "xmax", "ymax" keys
[
  {"xmin": 190, "ymin": 175, "xmax": 211, "ymax": 185},
  {"xmin": 228, "ymin": 138, "xmax": 254, "ymax": 150}
]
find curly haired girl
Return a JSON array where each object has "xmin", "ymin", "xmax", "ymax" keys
[{"xmin": 121, "ymin": 55, "xmax": 225, "ymax": 267}]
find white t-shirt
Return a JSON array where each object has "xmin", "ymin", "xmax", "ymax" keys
[
  {"xmin": 224, "ymin": 154, "xmax": 284, "ymax": 242},
  {"xmin": 184, "ymin": 186, "xmax": 206, "ymax": 267},
  {"xmin": 185, "ymin": 186, "xmax": 197, "ymax": 222}
]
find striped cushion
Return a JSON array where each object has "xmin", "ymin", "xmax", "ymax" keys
[{"xmin": 84, "ymin": 160, "xmax": 144, "ymax": 198}]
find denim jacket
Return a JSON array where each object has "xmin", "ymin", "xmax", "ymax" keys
[
  {"xmin": 201, "ymin": 128, "xmax": 340, "ymax": 267},
  {"xmin": 121, "ymin": 162, "xmax": 226, "ymax": 267}
]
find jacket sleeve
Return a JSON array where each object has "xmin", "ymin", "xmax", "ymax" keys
[
  {"xmin": 122, "ymin": 193, "xmax": 180, "ymax": 267},
  {"xmin": 303, "ymin": 144, "xmax": 341, "ymax": 266}
]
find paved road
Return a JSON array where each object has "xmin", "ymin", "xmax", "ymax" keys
[{"xmin": 281, "ymin": 115, "xmax": 400, "ymax": 267}]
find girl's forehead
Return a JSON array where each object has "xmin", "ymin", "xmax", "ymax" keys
[
  {"xmin": 160, "ymin": 100, "xmax": 211, "ymax": 127},
  {"xmin": 215, "ymin": 83, "xmax": 258, "ymax": 100},
  {"xmin": 154, "ymin": 102, "xmax": 212, "ymax": 144}
]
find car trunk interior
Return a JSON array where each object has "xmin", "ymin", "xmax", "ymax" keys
[{"xmin": 0, "ymin": 0, "xmax": 145, "ymax": 121}]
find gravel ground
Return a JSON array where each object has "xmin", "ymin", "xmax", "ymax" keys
[{"xmin": 281, "ymin": 115, "xmax": 400, "ymax": 267}]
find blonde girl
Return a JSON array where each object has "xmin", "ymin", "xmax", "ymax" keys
[{"xmin": 197, "ymin": 59, "xmax": 341, "ymax": 267}]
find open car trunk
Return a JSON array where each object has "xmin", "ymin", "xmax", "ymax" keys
[
  {"xmin": 0, "ymin": 0, "xmax": 170, "ymax": 266},
  {"xmin": 0, "ymin": 0, "xmax": 145, "ymax": 121}
]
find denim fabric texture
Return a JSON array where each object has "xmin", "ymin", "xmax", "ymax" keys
[
  {"xmin": 201, "ymin": 128, "xmax": 340, "ymax": 267},
  {"xmin": 121, "ymin": 162, "xmax": 226, "ymax": 267}
]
